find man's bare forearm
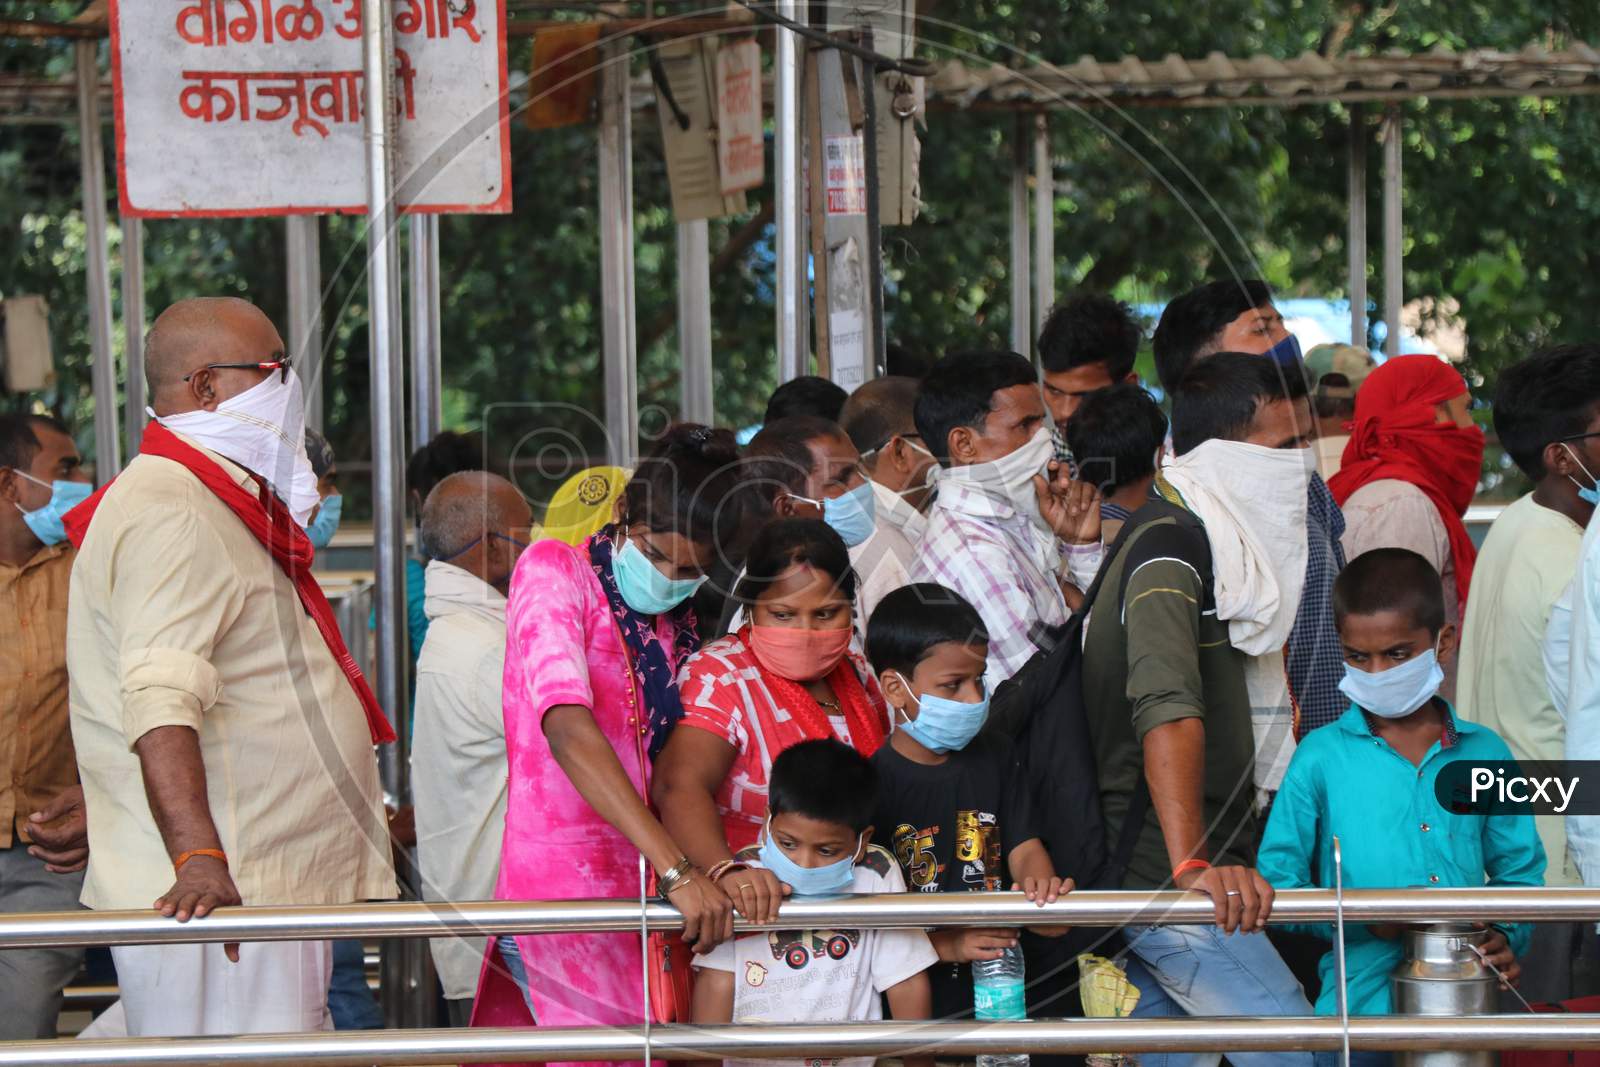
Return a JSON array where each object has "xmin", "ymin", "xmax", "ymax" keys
[
  {"xmin": 133, "ymin": 725, "xmax": 223, "ymax": 859},
  {"xmin": 1141, "ymin": 717, "xmax": 1209, "ymax": 870}
]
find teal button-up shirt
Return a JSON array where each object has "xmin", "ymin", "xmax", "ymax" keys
[{"xmin": 1258, "ymin": 701, "xmax": 1546, "ymax": 1015}]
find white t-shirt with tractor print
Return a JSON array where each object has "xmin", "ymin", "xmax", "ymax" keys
[{"xmin": 694, "ymin": 843, "xmax": 939, "ymax": 1067}]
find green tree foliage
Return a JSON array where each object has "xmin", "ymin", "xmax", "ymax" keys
[{"xmin": 3, "ymin": 2, "xmax": 1599, "ymax": 511}]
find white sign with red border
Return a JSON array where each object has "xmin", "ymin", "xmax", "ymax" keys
[
  {"xmin": 110, "ymin": 0, "xmax": 511, "ymax": 217},
  {"xmin": 824, "ymin": 133, "xmax": 866, "ymax": 216},
  {"xmin": 715, "ymin": 39, "xmax": 762, "ymax": 196}
]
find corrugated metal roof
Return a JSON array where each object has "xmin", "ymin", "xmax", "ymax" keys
[{"xmin": 924, "ymin": 44, "xmax": 1600, "ymax": 109}]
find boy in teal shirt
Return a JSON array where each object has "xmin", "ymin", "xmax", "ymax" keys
[{"xmin": 1259, "ymin": 548, "xmax": 1544, "ymax": 1056}]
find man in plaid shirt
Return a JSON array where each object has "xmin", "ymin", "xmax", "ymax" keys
[{"xmin": 910, "ymin": 351, "xmax": 1104, "ymax": 692}]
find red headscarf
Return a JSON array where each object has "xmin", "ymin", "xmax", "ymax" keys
[{"xmin": 1328, "ymin": 354, "xmax": 1483, "ymax": 610}]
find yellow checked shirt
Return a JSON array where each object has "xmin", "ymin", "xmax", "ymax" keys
[
  {"xmin": 66, "ymin": 436, "xmax": 396, "ymax": 910},
  {"xmin": 0, "ymin": 542, "xmax": 78, "ymax": 848}
]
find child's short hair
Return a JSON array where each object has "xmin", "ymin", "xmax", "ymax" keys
[
  {"xmin": 1333, "ymin": 547, "xmax": 1447, "ymax": 636},
  {"xmin": 768, "ymin": 739, "xmax": 878, "ymax": 834},
  {"xmin": 865, "ymin": 583, "xmax": 990, "ymax": 679},
  {"xmin": 1064, "ymin": 383, "xmax": 1168, "ymax": 493}
]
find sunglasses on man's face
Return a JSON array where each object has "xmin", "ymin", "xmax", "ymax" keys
[{"xmin": 183, "ymin": 356, "xmax": 292, "ymax": 384}]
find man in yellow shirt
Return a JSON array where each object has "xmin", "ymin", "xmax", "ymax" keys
[
  {"xmin": 66, "ymin": 297, "xmax": 396, "ymax": 1036},
  {"xmin": 0, "ymin": 413, "xmax": 92, "ymax": 1037}
]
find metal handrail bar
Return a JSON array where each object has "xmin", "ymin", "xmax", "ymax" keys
[
  {"xmin": 6, "ymin": 1018, "xmax": 1600, "ymax": 1065},
  {"xmin": 2, "ymin": 887, "xmax": 1597, "ymax": 950}
]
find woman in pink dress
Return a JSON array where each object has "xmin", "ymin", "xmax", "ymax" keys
[
  {"xmin": 473, "ymin": 425, "xmax": 743, "ymax": 1062},
  {"xmin": 652, "ymin": 519, "xmax": 890, "ymax": 927}
]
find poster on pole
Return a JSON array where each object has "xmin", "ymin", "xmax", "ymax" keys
[
  {"xmin": 110, "ymin": 0, "xmax": 511, "ymax": 216},
  {"xmin": 715, "ymin": 39, "xmax": 762, "ymax": 195},
  {"xmin": 824, "ymin": 134, "xmax": 866, "ymax": 216}
]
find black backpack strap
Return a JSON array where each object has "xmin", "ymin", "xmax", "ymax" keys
[{"xmin": 1105, "ymin": 777, "xmax": 1151, "ymax": 889}]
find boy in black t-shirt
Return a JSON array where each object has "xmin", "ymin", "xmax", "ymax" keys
[{"xmin": 865, "ymin": 583, "xmax": 1071, "ymax": 1021}]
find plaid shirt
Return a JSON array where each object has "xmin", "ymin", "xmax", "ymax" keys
[
  {"xmin": 911, "ymin": 480, "xmax": 1102, "ymax": 691},
  {"xmin": 1287, "ymin": 475, "xmax": 1348, "ymax": 735}
]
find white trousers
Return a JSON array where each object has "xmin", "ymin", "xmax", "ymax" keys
[{"xmin": 111, "ymin": 940, "xmax": 334, "ymax": 1036}]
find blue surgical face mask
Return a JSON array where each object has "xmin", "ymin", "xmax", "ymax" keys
[
  {"xmin": 304, "ymin": 493, "xmax": 343, "ymax": 549},
  {"xmin": 1265, "ymin": 332, "xmax": 1303, "ymax": 367},
  {"xmin": 1338, "ymin": 646, "xmax": 1444, "ymax": 720},
  {"xmin": 612, "ymin": 535, "xmax": 706, "ymax": 615},
  {"xmin": 889, "ymin": 672, "xmax": 989, "ymax": 754},
  {"xmin": 13, "ymin": 470, "xmax": 93, "ymax": 547},
  {"xmin": 792, "ymin": 480, "xmax": 877, "ymax": 548},
  {"xmin": 1562, "ymin": 444, "xmax": 1600, "ymax": 506},
  {"xmin": 758, "ymin": 817, "xmax": 862, "ymax": 897}
]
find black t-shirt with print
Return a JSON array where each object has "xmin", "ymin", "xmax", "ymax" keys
[{"xmin": 870, "ymin": 732, "xmax": 1041, "ymax": 1021}]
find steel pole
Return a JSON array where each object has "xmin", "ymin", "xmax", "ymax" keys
[
  {"xmin": 598, "ymin": 41, "xmax": 638, "ymax": 464},
  {"xmin": 76, "ymin": 39, "xmax": 120, "ymax": 478},
  {"xmin": 120, "ymin": 214, "xmax": 146, "ymax": 458},
  {"xmin": 8, "ymin": 1017, "xmax": 1600, "ymax": 1066},
  {"xmin": 285, "ymin": 217, "xmax": 325, "ymax": 431},
  {"xmin": 1010, "ymin": 113, "xmax": 1031, "ymax": 358},
  {"xmin": 408, "ymin": 213, "xmax": 442, "ymax": 447},
  {"xmin": 8, "ymin": 888, "xmax": 1600, "ymax": 948},
  {"xmin": 676, "ymin": 219, "xmax": 714, "ymax": 424},
  {"xmin": 1381, "ymin": 103, "xmax": 1403, "ymax": 357},
  {"xmin": 1032, "ymin": 113, "xmax": 1054, "ymax": 343},
  {"xmin": 1346, "ymin": 103, "xmax": 1368, "ymax": 349},
  {"xmin": 360, "ymin": 0, "xmax": 413, "ymax": 1025},
  {"xmin": 774, "ymin": 0, "xmax": 806, "ymax": 382}
]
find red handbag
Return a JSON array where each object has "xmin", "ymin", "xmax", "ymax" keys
[
  {"xmin": 614, "ymin": 617, "xmax": 698, "ymax": 1025},
  {"xmin": 1501, "ymin": 996, "xmax": 1600, "ymax": 1067}
]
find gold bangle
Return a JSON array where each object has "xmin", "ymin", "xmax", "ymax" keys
[{"xmin": 656, "ymin": 857, "xmax": 694, "ymax": 895}]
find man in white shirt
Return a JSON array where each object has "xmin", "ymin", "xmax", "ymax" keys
[
  {"xmin": 413, "ymin": 470, "xmax": 532, "ymax": 1026},
  {"xmin": 743, "ymin": 415, "xmax": 915, "ymax": 627},
  {"xmin": 839, "ymin": 376, "xmax": 936, "ymax": 547}
]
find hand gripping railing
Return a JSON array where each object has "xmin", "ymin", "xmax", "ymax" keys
[{"xmin": 7, "ymin": 887, "xmax": 1600, "ymax": 1066}]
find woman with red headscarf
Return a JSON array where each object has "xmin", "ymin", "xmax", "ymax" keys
[{"xmin": 1329, "ymin": 354, "xmax": 1485, "ymax": 638}]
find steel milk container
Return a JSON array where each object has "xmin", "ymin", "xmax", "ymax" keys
[{"xmin": 1390, "ymin": 923, "xmax": 1497, "ymax": 1067}]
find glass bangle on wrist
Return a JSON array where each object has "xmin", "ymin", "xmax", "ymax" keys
[{"xmin": 656, "ymin": 857, "xmax": 695, "ymax": 895}]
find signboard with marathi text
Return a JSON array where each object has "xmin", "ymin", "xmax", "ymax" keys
[
  {"xmin": 110, "ymin": 0, "xmax": 511, "ymax": 216},
  {"xmin": 715, "ymin": 39, "xmax": 762, "ymax": 195},
  {"xmin": 824, "ymin": 133, "xmax": 866, "ymax": 216}
]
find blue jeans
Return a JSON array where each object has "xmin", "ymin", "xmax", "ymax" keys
[
  {"xmin": 328, "ymin": 939, "xmax": 385, "ymax": 1030},
  {"xmin": 1122, "ymin": 924, "xmax": 1315, "ymax": 1067}
]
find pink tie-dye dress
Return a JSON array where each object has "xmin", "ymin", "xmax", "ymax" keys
[{"xmin": 473, "ymin": 537, "xmax": 693, "ymax": 1065}]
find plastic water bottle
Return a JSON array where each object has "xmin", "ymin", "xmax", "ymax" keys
[{"xmin": 974, "ymin": 944, "xmax": 1030, "ymax": 1067}]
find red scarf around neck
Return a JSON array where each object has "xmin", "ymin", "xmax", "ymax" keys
[
  {"xmin": 64, "ymin": 421, "xmax": 396, "ymax": 745},
  {"xmin": 740, "ymin": 626, "xmax": 887, "ymax": 756}
]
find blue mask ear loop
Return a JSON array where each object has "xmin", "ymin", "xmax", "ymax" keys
[{"xmin": 1333, "ymin": 836, "xmax": 1349, "ymax": 1067}]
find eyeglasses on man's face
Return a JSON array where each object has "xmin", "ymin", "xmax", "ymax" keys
[{"xmin": 183, "ymin": 355, "xmax": 291, "ymax": 384}]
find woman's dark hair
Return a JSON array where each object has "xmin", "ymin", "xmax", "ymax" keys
[
  {"xmin": 621, "ymin": 424, "xmax": 742, "ymax": 548},
  {"xmin": 733, "ymin": 518, "xmax": 857, "ymax": 606},
  {"xmin": 407, "ymin": 430, "xmax": 483, "ymax": 497},
  {"xmin": 1065, "ymin": 383, "xmax": 1168, "ymax": 493},
  {"xmin": 768, "ymin": 738, "xmax": 878, "ymax": 834},
  {"xmin": 865, "ymin": 583, "xmax": 989, "ymax": 680},
  {"xmin": 765, "ymin": 376, "xmax": 849, "ymax": 424}
]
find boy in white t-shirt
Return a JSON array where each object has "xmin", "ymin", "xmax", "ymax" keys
[{"xmin": 692, "ymin": 739, "xmax": 937, "ymax": 1067}]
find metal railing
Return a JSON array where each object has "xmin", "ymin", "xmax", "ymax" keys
[
  {"xmin": 7, "ymin": 1018, "xmax": 1600, "ymax": 1065},
  {"xmin": 10, "ymin": 887, "xmax": 1600, "ymax": 1064},
  {"xmin": 4, "ymin": 886, "xmax": 1599, "ymax": 948}
]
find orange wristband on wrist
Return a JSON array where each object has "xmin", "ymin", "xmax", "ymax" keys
[
  {"xmin": 174, "ymin": 848, "xmax": 228, "ymax": 872},
  {"xmin": 1172, "ymin": 859, "xmax": 1211, "ymax": 881}
]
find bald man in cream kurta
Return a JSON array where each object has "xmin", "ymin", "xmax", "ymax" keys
[{"xmin": 67, "ymin": 437, "xmax": 395, "ymax": 1036}]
